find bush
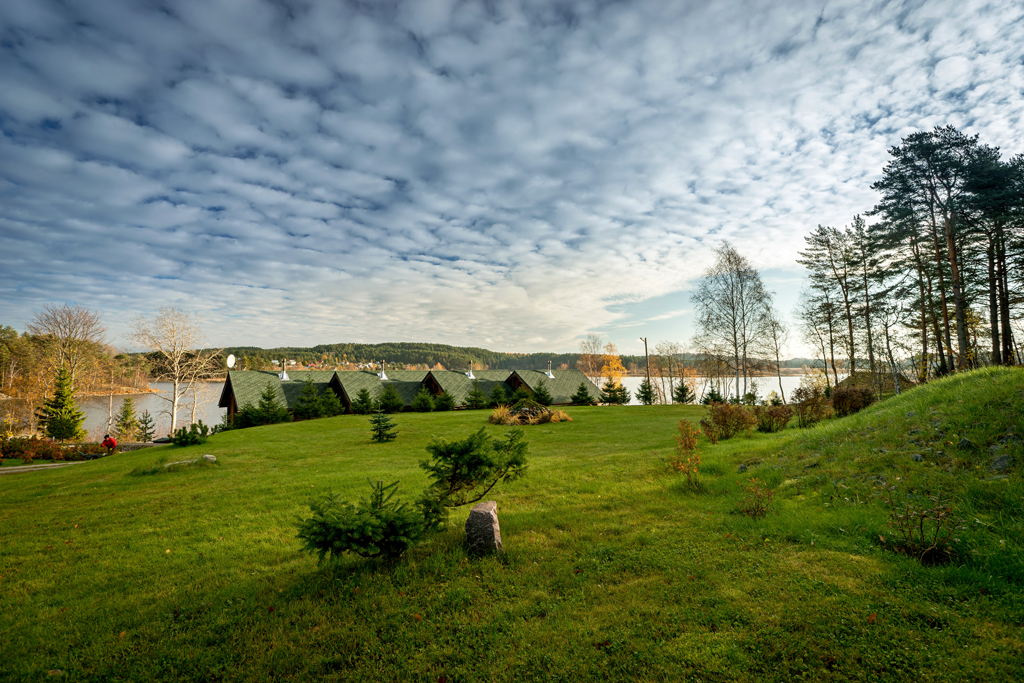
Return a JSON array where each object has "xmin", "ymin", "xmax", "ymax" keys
[
  {"xmin": 411, "ymin": 386, "xmax": 435, "ymax": 413},
  {"xmin": 831, "ymin": 386, "xmax": 875, "ymax": 418},
  {"xmin": 369, "ymin": 410, "xmax": 398, "ymax": 442},
  {"xmin": 234, "ymin": 385, "xmax": 292, "ymax": 429},
  {"xmin": 171, "ymin": 421, "xmax": 210, "ymax": 447},
  {"xmin": 2, "ymin": 436, "xmax": 65, "ymax": 461},
  {"xmin": 670, "ymin": 420, "xmax": 702, "ymax": 488},
  {"xmin": 738, "ymin": 478, "xmax": 776, "ymax": 518},
  {"xmin": 488, "ymin": 384, "xmax": 509, "ymax": 408},
  {"xmin": 791, "ymin": 384, "xmax": 830, "ymax": 428},
  {"xmin": 699, "ymin": 402, "xmax": 755, "ymax": 441},
  {"xmin": 878, "ymin": 483, "xmax": 964, "ymax": 564},
  {"xmin": 376, "ymin": 384, "xmax": 405, "ymax": 414},
  {"xmin": 511, "ymin": 386, "xmax": 533, "ymax": 403},
  {"xmin": 570, "ymin": 382, "xmax": 596, "ymax": 406},
  {"xmin": 489, "ymin": 405, "xmax": 517, "ymax": 426},
  {"xmin": 752, "ymin": 404, "xmax": 793, "ymax": 433},
  {"xmin": 296, "ymin": 480, "xmax": 427, "ymax": 561},
  {"xmin": 489, "ymin": 399, "xmax": 555, "ymax": 426},
  {"xmin": 548, "ymin": 409, "xmax": 572, "ymax": 423}
]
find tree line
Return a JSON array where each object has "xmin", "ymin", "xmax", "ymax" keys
[{"xmin": 797, "ymin": 125, "xmax": 1022, "ymax": 392}]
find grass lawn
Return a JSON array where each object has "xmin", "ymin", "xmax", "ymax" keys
[{"xmin": 1, "ymin": 367, "xmax": 1022, "ymax": 682}]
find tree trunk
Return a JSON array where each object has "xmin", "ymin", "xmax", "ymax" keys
[
  {"xmin": 986, "ymin": 233, "xmax": 1001, "ymax": 365},
  {"xmin": 943, "ymin": 215, "xmax": 970, "ymax": 369}
]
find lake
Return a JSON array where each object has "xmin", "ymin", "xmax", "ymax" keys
[{"xmin": 79, "ymin": 382, "xmax": 226, "ymax": 439}]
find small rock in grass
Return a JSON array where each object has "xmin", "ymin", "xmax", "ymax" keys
[
  {"xmin": 958, "ymin": 438, "xmax": 975, "ymax": 450},
  {"xmin": 911, "ymin": 454, "xmax": 923, "ymax": 462},
  {"xmin": 991, "ymin": 455, "xmax": 1013, "ymax": 473},
  {"xmin": 202, "ymin": 454, "xmax": 216, "ymax": 463},
  {"xmin": 906, "ymin": 411, "xmax": 918, "ymax": 419},
  {"xmin": 465, "ymin": 501, "xmax": 502, "ymax": 555},
  {"xmin": 737, "ymin": 464, "xmax": 748, "ymax": 473}
]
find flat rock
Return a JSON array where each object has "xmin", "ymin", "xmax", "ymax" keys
[
  {"xmin": 911, "ymin": 454, "xmax": 923, "ymax": 462},
  {"xmin": 991, "ymin": 455, "xmax": 1013, "ymax": 473},
  {"xmin": 465, "ymin": 501, "xmax": 503, "ymax": 554},
  {"xmin": 202, "ymin": 454, "xmax": 216, "ymax": 463},
  {"xmin": 958, "ymin": 438, "xmax": 975, "ymax": 450}
]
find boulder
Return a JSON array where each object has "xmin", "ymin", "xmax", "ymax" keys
[
  {"xmin": 465, "ymin": 501, "xmax": 503, "ymax": 554},
  {"xmin": 991, "ymin": 455, "xmax": 1013, "ymax": 473},
  {"xmin": 202, "ymin": 454, "xmax": 217, "ymax": 463}
]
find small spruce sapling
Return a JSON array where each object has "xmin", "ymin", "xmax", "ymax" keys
[
  {"xmin": 511, "ymin": 386, "xmax": 533, "ymax": 402},
  {"xmin": 114, "ymin": 396, "xmax": 139, "ymax": 441},
  {"xmin": 376, "ymin": 384, "xmax": 405, "ymax": 414},
  {"xmin": 137, "ymin": 411, "xmax": 156, "ymax": 442},
  {"xmin": 369, "ymin": 410, "xmax": 398, "ymax": 442},
  {"xmin": 435, "ymin": 391, "xmax": 457, "ymax": 411},
  {"xmin": 533, "ymin": 380, "xmax": 553, "ymax": 406},
  {"xmin": 292, "ymin": 379, "xmax": 324, "ymax": 420},
  {"xmin": 635, "ymin": 378, "xmax": 656, "ymax": 405},
  {"xmin": 488, "ymin": 383, "xmax": 508, "ymax": 407},
  {"xmin": 673, "ymin": 383, "xmax": 696, "ymax": 404},
  {"xmin": 464, "ymin": 381, "xmax": 487, "ymax": 409},
  {"xmin": 37, "ymin": 368, "xmax": 86, "ymax": 442},
  {"xmin": 570, "ymin": 381, "xmax": 596, "ymax": 406},
  {"xmin": 411, "ymin": 386, "xmax": 435, "ymax": 412},
  {"xmin": 351, "ymin": 388, "xmax": 375, "ymax": 415}
]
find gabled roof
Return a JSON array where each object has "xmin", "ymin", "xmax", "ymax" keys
[
  {"xmin": 379, "ymin": 370, "xmax": 430, "ymax": 405},
  {"xmin": 426, "ymin": 370, "xmax": 512, "ymax": 405},
  {"xmin": 332, "ymin": 371, "xmax": 386, "ymax": 404},
  {"xmin": 219, "ymin": 370, "xmax": 338, "ymax": 410},
  {"xmin": 510, "ymin": 368, "xmax": 601, "ymax": 404}
]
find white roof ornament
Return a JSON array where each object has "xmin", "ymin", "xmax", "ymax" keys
[
  {"xmin": 278, "ymin": 360, "xmax": 289, "ymax": 381},
  {"xmin": 546, "ymin": 360, "xmax": 555, "ymax": 379},
  {"xmin": 466, "ymin": 362, "xmax": 475, "ymax": 380},
  {"xmin": 379, "ymin": 360, "xmax": 388, "ymax": 381}
]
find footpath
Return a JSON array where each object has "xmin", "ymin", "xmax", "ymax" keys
[{"xmin": 0, "ymin": 461, "xmax": 90, "ymax": 475}]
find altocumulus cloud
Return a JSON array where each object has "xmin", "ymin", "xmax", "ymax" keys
[{"xmin": 1, "ymin": 0, "xmax": 1022, "ymax": 352}]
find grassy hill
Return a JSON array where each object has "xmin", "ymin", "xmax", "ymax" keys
[{"xmin": 1, "ymin": 367, "xmax": 1021, "ymax": 681}]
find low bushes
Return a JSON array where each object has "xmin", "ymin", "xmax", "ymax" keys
[
  {"xmin": 791, "ymin": 385, "xmax": 831, "ymax": 427},
  {"xmin": 1, "ymin": 437, "xmax": 107, "ymax": 463},
  {"xmin": 489, "ymin": 399, "xmax": 572, "ymax": 426},
  {"xmin": 752, "ymin": 404, "xmax": 793, "ymax": 433},
  {"xmin": 831, "ymin": 386, "xmax": 875, "ymax": 418},
  {"xmin": 699, "ymin": 402, "xmax": 755, "ymax": 443}
]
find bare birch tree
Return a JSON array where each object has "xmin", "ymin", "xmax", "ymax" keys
[
  {"xmin": 127, "ymin": 307, "xmax": 219, "ymax": 433},
  {"xmin": 576, "ymin": 333, "xmax": 605, "ymax": 387},
  {"xmin": 27, "ymin": 303, "xmax": 107, "ymax": 388}
]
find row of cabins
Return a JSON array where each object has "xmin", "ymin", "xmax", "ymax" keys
[{"xmin": 217, "ymin": 367, "xmax": 602, "ymax": 422}]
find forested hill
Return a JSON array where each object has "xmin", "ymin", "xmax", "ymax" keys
[{"xmin": 218, "ymin": 341, "xmax": 580, "ymax": 371}]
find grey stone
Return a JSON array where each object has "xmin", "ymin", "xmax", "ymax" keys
[
  {"xmin": 911, "ymin": 454, "xmax": 923, "ymax": 462},
  {"xmin": 991, "ymin": 455, "xmax": 1014, "ymax": 473},
  {"xmin": 906, "ymin": 411, "xmax": 918, "ymax": 419},
  {"xmin": 202, "ymin": 454, "xmax": 217, "ymax": 463},
  {"xmin": 737, "ymin": 464, "xmax": 748, "ymax": 472},
  {"xmin": 958, "ymin": 438, "xmax": 975, "ymax": 450},
  {"xmin": 465, "ymin": 501, "xmax": 503, "ymax": 554}
]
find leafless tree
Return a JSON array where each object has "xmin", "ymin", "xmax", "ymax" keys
[
  {"xmin": 757, "ymin": 300, "xmax": 790, "ymax": 403},
  {"xmin": 691, "ymin": 242, "xmax": 772, "ymax": 400},
  {"xmin": 576, "ymin": 332, "xmax": 604, "ymax": 387},
  {"xmin": 652, "ymin": 340, "xmax": 684, "ymax": 404},
  {"xmin": 127, "ymin": 307, "xmax": 219, "ymax": 433},
  {"xmin": 27, "ymin": 303, "xmax": 107, "ymax": 388}
]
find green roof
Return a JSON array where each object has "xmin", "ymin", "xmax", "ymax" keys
[
  {"xmin": 510, "ymin": 369, "xmax": 601, "ymax": 404},
  {"xmin": 219, "ymin": 370, "xmax": 339, "ymax": 411}
]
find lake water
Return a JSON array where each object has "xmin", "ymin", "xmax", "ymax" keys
[
  {"xmin": 80, "ymin": 382, "xmax": 226, "ymax": 439},
  {"xmin": 617, "ymin": 375, "xmax": 812, "ymax": 405}
]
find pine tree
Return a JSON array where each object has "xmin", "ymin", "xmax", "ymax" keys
[
  {"xmin": 137, "ymin": 410, "xmax": 156, "ymax": 442},
  {"xmin": 114, "ymin": 396, "xmax": 139, "ymax": 440},
  {"xmin": 533, "ymin": 380, "xmax": 553, "ymax": 406},
  {"xmin": 292, "ymin": 379, "xmax": 323, "ymax": 420},
  {"xmin": 352, "ymin": 388, "xmax": 375, "ymax": 414},
  {"xmin": 488, "ymin": 383, "xmax": 508, "ymax": 407},
  {"xmin": 435, "ymin": 392, "xmax": 457, "ymax": 411},
  {"xmin": 673, "ymin": 383, "xmax": 696, "ymax": 404},
  {"xmin": 255, "ymin": 384, "xmax": 291, "ymax": 425},
  {"xmin": 412, "ymin": 386, "xmax": 435, "ymax": 412},
  {"xmin": 464, "ymin": 381, "xmax": 487, "ymax": 409},
  {"xmin": 369, "ymin": 410, "xmax": 398, "ymax": 442},
  {"xmin": 570, "ymin": 381, "xmax": 597, "ymax": 406},
  {"xmin": 601, "ymin": 380, "xmax": 629, "ymax": 405},
  {"xmin": 37, "ymin": 367, "xmax": 86, "ymax": 442},
  {"xmin": 512, "ymin": 386, "xmax": 533, "ymax": 402},
  {"xmin": 317, "ymin": 390, "xmax": 344, "ymax": 417},
  {"xmin": 700, "ymin": 386, "xmax": 725, "ymax": 405},
  {"xmin": 635, "ymin": 378, "xmax": 656, "ymax": 405},
  {"xmin": 377, "ymin": 384, "xmax": 405, "ymax": 413}
]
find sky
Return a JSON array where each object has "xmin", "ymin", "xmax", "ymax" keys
[{"xmin": 1, "ymin": 0, "xmax": 1022, "ymax": 357}]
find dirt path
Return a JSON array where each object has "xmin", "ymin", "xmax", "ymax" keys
[{"xmin": 0, "ymin": 461, "xmax": 90, "ymax": 476}]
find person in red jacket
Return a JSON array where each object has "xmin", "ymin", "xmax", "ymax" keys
[{"xmin": 102, "ymin": 434, "xmax": 117, "ymax": 455}]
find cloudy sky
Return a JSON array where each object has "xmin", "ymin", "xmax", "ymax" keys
[{"xmin": 1, "ymin": 0, "xmax": 1022, "ymax": 356}]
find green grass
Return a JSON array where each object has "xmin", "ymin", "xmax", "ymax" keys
[{"xmin": 1, "ymin": 367, "xmax": 1022, "ymax": 682}]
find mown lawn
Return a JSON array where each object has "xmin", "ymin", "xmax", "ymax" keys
[{"xmin": 1, "ymin": 367, "xmax": 1022, "ymax": 682}]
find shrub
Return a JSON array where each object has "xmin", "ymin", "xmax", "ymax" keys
[
  {"xmin": 435, "ymin": 392, "xmax": 456, "ymax": 411},
  {"xmin": 570, "ymin": 382, "xmax": 597, "ymax": 406},
  {"xmin": 548, "ymin": 409, "xmax": 572, "ymax": 423},
  {"xmin": 700, "ymin": 402, "xmax": 755, "ymax": 441},
  {"xmin": 351, "ymin": 388, "xmax": 375, "ymax": 415},
  {"xmin": 533, "ymin": 380, "xmax": 553, "ymax": 406},
  {"xmin": 171, "ymin": 421, "xmax": 210, "ymax": 447},
  {"xmin": 2, "ymin": 436, "xmax": 64, "ymax": 461},
  {"xmin": 369, "ymin": 410, "xmax": 398, "ymax": 442},
  {"xmin": 234, "ymin": 385, "xmax": 292, "ymax": 428},
  {"xmin": 670, "ymin": 420, "xmax": 702, "ymax": 488},
  {"xmin": 511, "ymin": 386, "xmax": 533, "ymax": 402},
  {"xmin": 490, "ymin": 399, "xmax": 557, "ymax": 426},
  {"xmin": 137, "ymin": 411, "xmax": 156, "ymax": 442},
  {"xmin": 489, "ymin": 405, "xmax": 517, "ymax": 426},
  {"xmin": 702, "ymin": 421, "xmax": 721, "ymax": 444},
  {"xmin": 418, "ymin": 427, "xmax": 529, "ymax": 530},
  {"xmin": 791, "ymin": 385, "xmax": 830, "ymax": 428},
  {"xmin": 831, "ymin": 386, "xmax": 876, "ymax": 418},
  {"xmin": 738, "ymin": 478, "xmax": 775, "ymax": 518},
  {"xmin": 752, "ymin": 404, "xmax": 793, "ymax": 433},
  {"xmin": 411, "ymin": 386, "xmax": 435, "ymax": 413},
  {"xmin": 376, "ymin": 384, "xmax": 405, "ymax": 414},
  {"xmin": 878, "ymin": 483, "xmax": 964, "ymax": 564},
  {"xmin": 296, "ymin": 480, "xmax": 426, "ymax": 561},
  {"xmin": 464, "ymin": 381, "xmax": 487, "ymax": 410}
]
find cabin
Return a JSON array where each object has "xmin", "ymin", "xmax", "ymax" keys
[{"xmin": 218, "ymin": 365, "xmax": 600, "ymax": 422}]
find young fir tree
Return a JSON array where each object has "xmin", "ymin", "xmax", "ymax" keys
[
  {"xmin": 601, "ymin": 380, "xmax": 629, "ymax": 405},
  {"xmin": 412, "ymin": 386, "xmax": 435, "ymax": 412},
  {"xmin": 488, "ymin": 383, "xmax": 508, "ymax": 407},
  {"xmin": 351, "ymin": 388, "xmax": 375, "ymax": 414},
  {"xmin": 318, "ymin": 390, "xmax": 344, "ymax": 417},
  {"xmin": 37, "ymin": 367, "xmax": 87, "ymax": 442},
  {"xmin": 114, "ymin": 396, "xmax": 140, "ymax": 440},
  {"xmin": 700, "ymin": 386, "xmax": 725, "ymax": 404},
  {"xmin": 255, "ymin": 384, "xmax": 291, "ymax": 424},
  {"xmin": 635, "ymin": 378, "xmax": 656, "ymax": 405},
  {"xmin": 292, "ymin": 379, "xmax": 324, "ymax": 420},
  {"xmin": 435, "ymin": 391, "xmax": 457, "ymax": 411},
  {"xmin": 137, "ymin": 410, "xmax": 156, "ymax": 442},
  {"xmin": 377, "ymin": 384, "xmax": 405, "ymax": 413},
  {"xmin": 532, "ymin": 380, "xmax": 553, "ymax": 406},
  {"xmin": 369, "ymin": 409, "xmax": 398, "ymax": 442},
  {"xmin": 673, "ymin": 383, "xmax": 696, "ymax": 404},
  {"xmin": 512, "ymin": 386, "xmax": 533, "ymax": 402},
  {"xmin": 570, "ymin": 381, "xmax": 597, "ymax": 406},
  {"xmin": 464, "ymin": 381, "xmax": 487, "ymax": 409}
]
